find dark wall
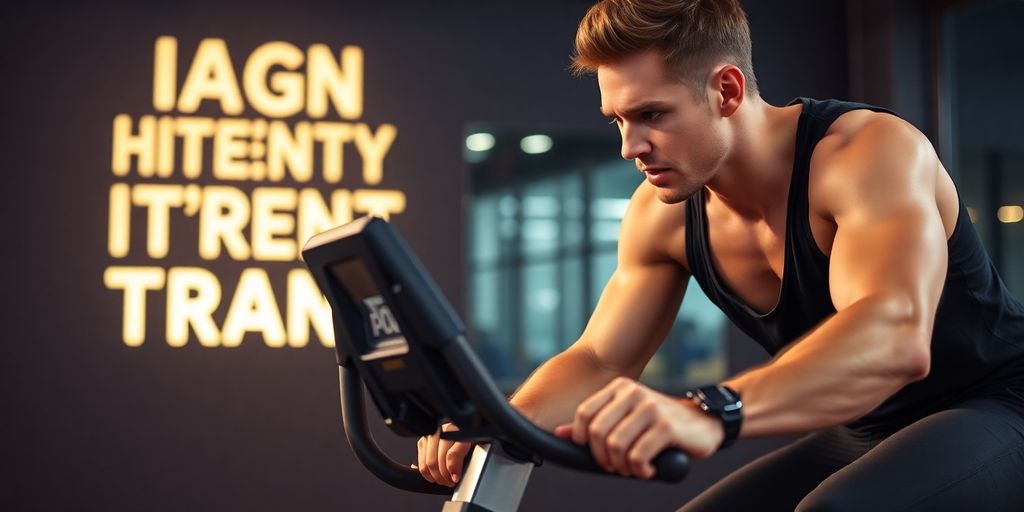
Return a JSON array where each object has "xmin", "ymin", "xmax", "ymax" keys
[
  {"xmin": 847, "ymin": 0, "xmax": 934, "ymax": 133},
  {"xmin": 1, "ymin": 1, "xmax": 848, "ymax": 510},
  {"xmin": 948, "ymin": 1, "xmax": 1024, "ymax": 154}
]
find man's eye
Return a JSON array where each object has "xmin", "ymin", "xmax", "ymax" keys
[{"xmin": 642, "ymin": 111, "xmax": 663, "ymax": 122}]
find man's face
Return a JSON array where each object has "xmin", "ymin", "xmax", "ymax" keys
[{"xmin": 598, "ymin": 50, "xmax": 728, "ymax": 204}]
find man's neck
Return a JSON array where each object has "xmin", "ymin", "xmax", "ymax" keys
[{"xmin": 704, "ymin": 96, "xmax": 802, "ymax": 221}]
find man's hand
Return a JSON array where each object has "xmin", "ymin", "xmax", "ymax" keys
[
  {"xmin": 554, "ymin": 377, "xmax": 723, "ymax": 479},
  {"xmin": 413, "ymin": 423, "xmax": 472, "ymax": 487}
]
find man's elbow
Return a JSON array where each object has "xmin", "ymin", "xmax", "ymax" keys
[
  {"xmin": 875, "ymin": 294, "xmax": 933, "ymax": 382},
  {"xmin": 893, "ymin": 323, "xmax": 932, "ymax": 383},
  {"xmin": 903, "ymin": 337, "xmax": 932, "ymax": 382}
]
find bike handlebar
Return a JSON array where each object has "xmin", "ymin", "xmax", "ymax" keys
[{"xmin": 439, "ymin": 335, "xmax": 690, "ymax": 483}]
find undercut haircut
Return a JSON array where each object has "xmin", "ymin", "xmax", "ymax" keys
[{"xmin": 571, "ymin": 0, "xmax": 759, "ymax": 100}]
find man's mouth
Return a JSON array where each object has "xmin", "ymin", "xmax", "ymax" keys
[{"xmin": 642, "ymin": 168, "xmax": 672, "ymax": 187}]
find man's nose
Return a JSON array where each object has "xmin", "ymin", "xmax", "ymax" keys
[{"xmin": 620, "ymin": 125, "xmax": 652, "ymax": 161}]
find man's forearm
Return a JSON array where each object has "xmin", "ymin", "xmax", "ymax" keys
[
  {"xmin": 724, "ymin": 295, "xmax": 932, "ymax": 438},
  {"xmin": 509, "ymin": 345, "xmax": 625, "ymax": 431}
]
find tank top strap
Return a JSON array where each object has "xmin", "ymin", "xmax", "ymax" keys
[
  {"xmin": 784, "ymin": 97, "xmax": 903, "ymax": 262},
  {"xmin": 684, "ymin": 188, "xmax": 723, "ymax": 306}
]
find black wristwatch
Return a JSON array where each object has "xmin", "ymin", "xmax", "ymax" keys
[{"xmin": 685, "ymin": 385, "xmax": 743, "ymax": 450}]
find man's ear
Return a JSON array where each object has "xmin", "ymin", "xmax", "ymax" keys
[{"xmin": 709, "ymin": 64, "xmax": 745, "ymax": 117}]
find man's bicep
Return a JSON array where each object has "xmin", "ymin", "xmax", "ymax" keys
[
  {"xmin": 826, "ymin": 118, "xmax": 947, "ymax": 325},
  {"xmin": 829, "ymin": 208, "xmax": 946, "ymax": 312},
  {"xmin": 572, "ymin": 259, "xmax": 689, "ymax": 379}
]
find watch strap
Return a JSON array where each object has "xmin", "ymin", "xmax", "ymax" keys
[{"xmin": 687, "ymin": 385, "xmax": 743, "ymax": 450}]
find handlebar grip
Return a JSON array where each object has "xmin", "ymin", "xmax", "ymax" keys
[
  {"xmin": 651, "ymin": 449, "xmax": 689, "ymax": 483},
  {"xmin": 440, "ymin": 339, "xmax": 691, "ymax": 484}
]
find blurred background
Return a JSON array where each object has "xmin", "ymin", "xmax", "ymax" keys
[{"xmin": 2, "ymin": 0, "xmax": 1021, "ymax": 510}]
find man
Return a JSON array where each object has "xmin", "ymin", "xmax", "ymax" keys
[{"xmin": 417, "ymin": 1, "xmax": 1024, "ymax": 509}]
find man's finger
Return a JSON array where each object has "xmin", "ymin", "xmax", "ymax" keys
[
  {"xmin": 585, "ymin": 391, "xmax": 636, "ymax": 471},
  {"xmin": 554, "ymin": 424, "xmax": 574, "ymax": 439},
  {"xmin": 604, "ymin": 404, "xmax": 655, "ymax": 476},
  {"xmin": 440, "ymin": 423, "xmax": 462, "ymax": 483},
  {"xmin": 572, "ymin": 386, "xmax": 616, "ymax": 445},
  {"xmin": 627, "ymin": 425, "xmax": 670, "ymax": 480},
  {"xmin": 446, "ymin": 442, "xmax": 471, "ymax": 482},
  {"xmin": 417, "ymin": 437, "xmax": 434, "ymax": 483},
  {"xmin": 437, "ymin": 436, "xmax": 455, "ymax": 484},
  {"xmin": 425, "ymin": 432, "xmax": 447, "ymax": 485}
]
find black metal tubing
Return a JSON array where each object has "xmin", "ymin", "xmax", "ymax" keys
[
  {"xmin": 441, "ymin": 336, "xmax": 689, "ymax": 483},
  {"xmin": 339, "ymin": 366, "xmax": 452, "ymax": 495},
  {"xmin": 309, "ymin": 217, "xmax": 688, "ymax": 492}
]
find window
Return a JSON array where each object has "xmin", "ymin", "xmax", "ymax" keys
[
  {"xmin": 464, "ymin": 129, "xmax": 727, "ymax": 392},
  {"xmin": 939, "ymin": 0, "xmax": 1024, "ymax": 293}
]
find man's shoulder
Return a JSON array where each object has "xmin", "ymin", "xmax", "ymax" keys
[
  {"xmin": 817, "ymin": 107, "xmax": 929, "ymax": 165},
  {"xmin": 812, "ymin": 109, "xmax": 938, "ymax": 216},
  {"xmin": 620, "ymin": 181, "xmax": 689, "ymax": 271}
]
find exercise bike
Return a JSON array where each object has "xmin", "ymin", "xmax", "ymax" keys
[{"xmin": 302, "ymin": 216, "xmax": 689, "ymax": 512}]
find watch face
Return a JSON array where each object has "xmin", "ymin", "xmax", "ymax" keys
[
  {"xmin": 691, "ymin": 386, "xmax": 743, "ymax": 450},
  {"xmin": 701, "ymin": 386, "xmax": 734, "ymax": 408},
  {"xmin": 695, "ymin": 386, "xmax": 742, "ymax": 413}
]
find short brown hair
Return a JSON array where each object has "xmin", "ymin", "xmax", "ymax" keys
[{"xmin": 571, "ymin": 0, "xmax": 758, "ymax": 98}]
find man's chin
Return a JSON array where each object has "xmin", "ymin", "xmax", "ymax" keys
[{"xmin": 654, "ymin": 186, "xmax": 698, "ymax": 205}]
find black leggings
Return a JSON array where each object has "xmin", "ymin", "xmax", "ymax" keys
[{"xmin": 678, "ymin": 386, "xmax": 1024, "ymax": 511}]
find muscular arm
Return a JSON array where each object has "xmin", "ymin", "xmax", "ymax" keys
[
  {"xmin": 510, "ymin": 184, "xmax": 689, "ymax": 430},
  {"xmin": 724, "ymin": 117, "xmax": 946, "ymax": 437},
  {"xmin": 418, "ymin": 185, "xmax": 690, "ymax": 486}
]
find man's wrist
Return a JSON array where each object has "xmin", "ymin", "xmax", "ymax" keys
[
  {"xmin": 702, "ymin": 402, "xmax": 727, "ymax": 447},
  {"xmin": 686, "ymin": 385, "xmax": 744, "ymax": 450}
]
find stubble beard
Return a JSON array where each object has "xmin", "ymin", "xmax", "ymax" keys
[{"xmin": 656, "ymin": 172, "xmax": 704, "ymax": 204}]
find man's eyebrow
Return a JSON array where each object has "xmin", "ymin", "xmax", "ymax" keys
[{"xmin": 599, "ymin": 101, "xmax": 673, "ymax": 118}]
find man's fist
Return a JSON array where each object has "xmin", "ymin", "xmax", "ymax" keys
[
  {"xmin": 554, "ymin": 377, "xmax": 723, "ymax": 479},
  {"xmin": 414, "ymin": 423, "xmax": 473, "ymax": 487}
]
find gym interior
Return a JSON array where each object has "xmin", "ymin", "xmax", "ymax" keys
[{"xmin": 3, "ymin": 0, "xmax": 1022, "ymax": 510}]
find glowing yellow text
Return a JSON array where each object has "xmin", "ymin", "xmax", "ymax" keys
[
  {"xmin": 104, "ymin": 266, "xmax": 334, "ymax": 348},
  {"xmin": 111, "ymin": 115, "xmax": 396, "ymax": 184},
  {"xmin": 105, "ymin": 35, "xmax": 402, "ymax": 350},
  {"xmin": 106, "ymin": 183, "xmax": 405, "ymax": 260},
  {"xmin": 153, "ymin": 36, "xmax": 363, "ymax": 120}
]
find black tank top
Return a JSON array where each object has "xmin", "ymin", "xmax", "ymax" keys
[{"xmin": 685, "ymin": 97, "xmax": 1024, "ymax": 429}]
